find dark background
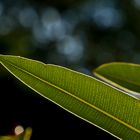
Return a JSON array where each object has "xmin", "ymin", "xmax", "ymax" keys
[{"xmin": 0, "ymin": 0, "xmax": 140, "ymax": 139}]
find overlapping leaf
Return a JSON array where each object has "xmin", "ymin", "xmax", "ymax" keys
[{"xmin": 94, "ymin": 62, "xmax": 140, "ymax": 98}]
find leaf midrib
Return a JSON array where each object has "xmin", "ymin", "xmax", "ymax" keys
[{"xmin": 1, "ymin": 59, "xmax": 139, "ymax": 134}]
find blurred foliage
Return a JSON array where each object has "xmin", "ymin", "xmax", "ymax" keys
[
  {"xmin": 0, "ymin": 127, "xmax": 32, "ymax": 140},
  {"xmin": 0, "ymin": 0, "xmax": 140, "ymax": 139}
]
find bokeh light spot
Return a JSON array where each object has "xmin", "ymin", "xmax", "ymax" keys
[{"xmin": 14, "ymin": 125, "xmax": 24, "ymax": 135}]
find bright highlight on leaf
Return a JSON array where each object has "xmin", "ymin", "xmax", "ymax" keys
[{"xmin": 0, "ymin": 54, "xmax": 139, "ymax": 140}]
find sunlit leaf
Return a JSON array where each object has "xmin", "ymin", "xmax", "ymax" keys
[{"xmin": 0, "ymin": 55, "xmax": 139, "ymax": 140}]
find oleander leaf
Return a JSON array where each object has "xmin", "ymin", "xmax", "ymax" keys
[
  {"xmin": 94, "ymin": 62, "xmax": 140, "ymax": 98},
  {"xmin": 0, "ymin": 55, "xmax": 139, "ymax": 140}
]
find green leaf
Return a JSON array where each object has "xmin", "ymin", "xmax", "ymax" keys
[
  {"xmin": 94, "ymin": 62, "xmax": 140, "ymax": 98},
  {"xmin": 0, "ymin": 55, "xmax": 139, "ymax": 140}
]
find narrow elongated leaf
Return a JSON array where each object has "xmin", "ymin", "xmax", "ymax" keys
[
  {"xmin": 94, "ymin": 62, "xmax": 140, "ymax": 98},
  {"xmin": 0, "ymin": 55, "xmax": 139, "ymax": 140}
]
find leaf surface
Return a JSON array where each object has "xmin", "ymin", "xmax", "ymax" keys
[{"xmin": 0, "ymin": 55, "xmax": 139, "ymax": 140}]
